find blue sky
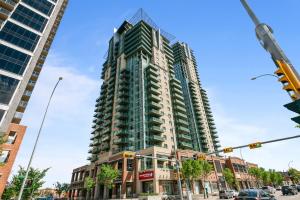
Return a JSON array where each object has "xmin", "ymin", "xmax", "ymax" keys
[{"xmin": 12, "ymin": 0, "xmax": 300, "ymax": 187}]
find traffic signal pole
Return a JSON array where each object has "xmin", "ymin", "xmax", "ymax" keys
[
  {"xmin": 241, "ymin": 0, "xmax": 300, "ymax": 124},
  {"xmin": 207, "ymin": 134, "xmax": 300, "ymax": 156}
]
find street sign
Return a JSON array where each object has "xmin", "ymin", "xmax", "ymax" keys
[
  {"xmin": 123, "ymin": 151, "xmax": 135, "ymax": 159},
  {"xmin": 198, "ymin": 154, "xmax": 206, "ymax": 160},
  {"xmin": 139, "ymin": 171, "xmax": 154, "ymax": 180}
]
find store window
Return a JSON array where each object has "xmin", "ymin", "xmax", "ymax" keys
[
  {"xmin": 127, "ymin": 159, "xmax": 133, "ymax": 171},
  {"xmin": 142, "ymin": 181, "xmax": 154, "ymax": 193}
]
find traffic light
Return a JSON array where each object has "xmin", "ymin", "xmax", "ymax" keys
[
  {"xmin": 223, "ymin": 147, "xmax": 233, "ymax": 153},
  {"xmin": 248, "ymin": 142, "xmax": 262, "ymax": 149},
  {"xmin": 197, "ymin": 154, "xmax": 206, "ymax": 160},
  {"xmin": 123, "ymin": 151, "xmax": 135, "ymax": 159},
  {"xmin": 284, "ymin": 99, "xmax": 300, "ymax": 124},
  {"xmin": 274, "ymin": 59, "xmax": 300, "ymax": 101}
]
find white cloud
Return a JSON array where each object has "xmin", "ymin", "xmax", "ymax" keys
[
  {"xmin": 12, "ymin": 53, "xmax": 100, "ymax": 187},
  {"xmin": 206, "ymin": 88, "xmax": 300, "ymax": 171}
]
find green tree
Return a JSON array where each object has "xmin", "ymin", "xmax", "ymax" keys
[
  {"xmin": 54, "ymin": 182, "xmax": 69, "ymax": 198},
  {"xmin": 84, "ymin": 177, "xmax": 95, "ymax": 192},
  {"xmin": 182, "ymin": 159, "xmax": 203, "ymax": 192},
  {"xmin": 261, "ymin": 169, "xmax": 270, "ymax": 185},
  {"xmin": 200, "ymin": 160, "xmax": 213, "ymax": 198},
  {"xmin": 269, "ymin": 169, "xmax": 278, "ymax": 187},
  {"xmin": 2, "ymin": 184, "xmax": 15, "ymax": 200},
  {"xmin": 10, "ymin": 166, "xmax": 49, "ymax": 200},
  {"xmin": 274, "ymin": 172, "xmax": 284, "ymax": 186},
  {"xmin": 222, "ymin": 168, "xmax": 235, "ymax": 189},
  {"xmin": 97, "ymin": 164, "xmax": 119, "ymax": 189},
  {"xmin": 288, "ymin": 168, "xmax": 300, "ymax": 184},
  {"xmin": 248, "ymin": 167, "xmax": 262, "ymax": 187}
]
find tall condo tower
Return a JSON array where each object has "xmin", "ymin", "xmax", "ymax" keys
[
  {"xmin": 69, "ymin": 10, "xmax": 222, "ymax": 199},
  {"xmin": 0, "ymin": 0, "xmax": 68, "ymax": 195},
  {"xmin": 172, "ymin": 42, "xmax": 220, "ymax": 153}
]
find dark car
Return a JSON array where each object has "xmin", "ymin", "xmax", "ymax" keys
[
  {"xmin": 297, "ymin": 185, "xmax": 300, "ymax": 192},
  {"xmin": 281, "ymin": 185, "xmax": 298, "ymax": 195},
  {"xmin": 234, "ymin": 189, "xmax": 276, "ymax": 200}
]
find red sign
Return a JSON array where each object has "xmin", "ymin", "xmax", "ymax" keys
[{"xmin": 139, "ymin": 171, "xmax": 154, "ymax": 180}]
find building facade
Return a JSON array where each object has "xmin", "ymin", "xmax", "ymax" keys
[
  {"xmin": 172, "ymin": 42, "xmax": 220, "ymax": 153},
  {"xmin": 69, "ymin": 10, "xmax": 225, "ymax": 199},
  {"xmin": 0, "ymin": 0, "xmax": 68, "ymax": 195}
]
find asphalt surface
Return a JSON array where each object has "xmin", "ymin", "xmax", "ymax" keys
[{"xmin": 275, "ymin": 191, "xmax": 300, "ymax": 200}]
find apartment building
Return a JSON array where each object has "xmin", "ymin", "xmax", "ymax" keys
[{"xmin": 0, "ymin": 0, "xmax": 68, "ymax": 195}]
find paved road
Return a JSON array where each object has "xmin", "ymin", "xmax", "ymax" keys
[{"xmin": 274, "ymin": 191, "xmax": 300, "ymax": 200}]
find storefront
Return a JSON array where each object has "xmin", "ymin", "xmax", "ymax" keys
[
  {"xmin": 159, "ymin": 180, "xmax": 176, "ymax": 195},
  {"xmin": 139, "ymin": 170, "xmax": 155, "ymax": 193}
]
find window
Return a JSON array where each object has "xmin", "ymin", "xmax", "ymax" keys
[
  {"xmin": 0, "ymin": 75, "xmax": 20, "ymax": 105},
  {"xmin": 0, "ymin": 44, "xmax": 31, "ymax": 75},
  {"xmin": 0, "ymin": 150, "xmax": 10, "ymax": 163},
  {"xmin": 11, "ymin": 5, "xmax": 48, "ymax": 32},
  {"xmin": 0, "ymin": 109, "xmax": 5, "ymax": 122},
  {"xmin": 0, "ymin": 22, "xmax": 40, "ymax": 51},
  {"xmin": 22, "ymin": 0, "xmax": 54, "ymax": 16},
  {"xmin": 127, "ymin": 159, "xmax": 133, "ymax": 171},
  {"xmin": 164, "ymin": 144, "xmax": 168, "ymax": 148},
  {"xmin": 7, "ymin": 131, "xmax": 17, "ymax": 144},
  {"xmin": 118, "ymin": 160, "xmax": 123, "ymax": 171}
]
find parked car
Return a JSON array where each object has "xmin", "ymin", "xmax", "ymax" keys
[
  {"xmin": 281, "ymin": 185, "xmax": 298, "ymax": 195},
  {"xmin": 262, "ymin": 186, "xmax": 276, "ymax": 194},
  {"xmin": 219, "ymin": 190, "xmax": 234, "ymax": 199},
  {"xmin": 234, "ymin": 189, "xmax": 276, "ymax": 200},
  {"xmin": 297, "ymin": 185, "xmax": 300, "ymax": 192},
  {"xmin": 228, "ymin": 190, "xmax": 239, "ymax": 197},
  {"xmin": 275, "ymin": 186, "xmax": 281, "ymax": 191}
]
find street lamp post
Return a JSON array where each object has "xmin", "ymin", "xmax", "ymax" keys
[
  {"xmin": 250, "ymin": 74, "xmax": 278, "ymax": 80},
  {"xmin": 17, "ymin": 77, "xmax": 63, "ymax": 200},
  {"xmin": 288, "ymin": 160, "xmax": 293, "ymax": 169}
]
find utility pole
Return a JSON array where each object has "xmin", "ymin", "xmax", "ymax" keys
[{"xmin": 241, "ymin": 0, "xmax": 300, "ymax": 125}]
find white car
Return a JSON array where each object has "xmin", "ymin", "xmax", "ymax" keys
[
  {"xmin": 228, "ymin": 190, "xmax": 239, "ymax": 197},
  {"xmin": 262, "ymin": 186, "xmax": 276, "ymax": 194}
]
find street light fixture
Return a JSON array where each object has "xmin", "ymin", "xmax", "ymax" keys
[
  {"xmin": 17, "ymin": 77, "xmax": 63, "ymax": 200},
  {"xmin": 250, "ymin": 73, "xmax": 279, "ymax": 80}
]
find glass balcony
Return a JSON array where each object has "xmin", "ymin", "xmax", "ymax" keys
[
  {"xmin": 148, "ymin": 87, "xmax": 160, "ymax": 95},
  {"xmin": 0, "ymin": 7, "xmax": 10, "ymax": 17},
  {"xmin": 92, "ymin": 147, "xmax": 100, "ymax": 154},
  {"xmin": 175, "ymin": 112, "xmax": 188, "ymax": 120},
  {"xmin": 148, "ymin": 101, "xmax": 161, "ymax": 109},
  {"xmin": 178, "ymin": 142, "xmax": 193, "ymax": 149},
  {"xmin": 116, "ymin": 105, "xmax": 128, "ymax": 112},
  {"xmin": 148, "ymin": 109, "xmax": 162, "ymax": 117},
  {"xmin": 176, "ymin": 119, "xmax": 189, "ymax": 126},
  {"xmin": 147, "ymin": 74, "xmax": 159, "ymax": 83},
  {"xmin": 151, "ymin": 135, "xmax": 164, "ymax": 142},
  {"xmin": 174, "ymin": 105, "xmax": 186, "ymax": 113},
  {"xmin": 177, "ymin": 134, "xmax": 192, "ymax": 141},
  {"xmin": 119, "ymin": 91, "xmax": 129, "ymax": 98},
  {"xmin": 172, "ymin": 87, "xmax": 183, "ymax": 95},
  {"xmin": 115, "ymin": 120, "xmax": 128, "ymax": 128},
  {"xmin": 148, "ymin": 117, "xmax": 163, "ymax": 125},
  {"xmin": 148, "ymin": 80, "xmax": 160, "ymax": 89},
  {"xmin": 149, "ymin": 125, "xmax": 164, "ymax": 134},
  {"xmin": 173, "ymin": 93, "xmax": 184, "ymax": 101},
  {"xmin": 114, "ymin": 137, "xmax": 134, "ymax": 145},
  {"xmin": 177, "ymin": 126, "xmax": 190, "ymax": 134},
  {"xmin": 173, "ymin": 99, "xmax": 185, "ymax": 107},
  {"xmin": 115, "ymin": 113, "xmax": 127, "ymax": 120},
  {"xmin": 148, "ymin": 94, "xmax": 160, "ymax": 102},
  {"xmin": 147, "ymin": 68, "xmax": 159, "ymax": 76},
  {"xmin": 102, "ymin": 128, "xmax": 110, "ymax": 134},
  {"xmin": 115, "ymin": 130, "xmax": 129, "ymax": 137}
]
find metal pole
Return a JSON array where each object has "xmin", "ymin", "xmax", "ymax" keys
[
  {"xmin": 250, "ymin": 74, "xmax": 278, "ymax": 80},
  {"xmin": 17, "ymin": 77, "xmax": 63, "ymax": 200}
]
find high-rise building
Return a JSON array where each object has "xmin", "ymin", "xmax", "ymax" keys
[
  {"xmin": 69, "ymin": 10, "xmax": 221, "ymax": 199},
  {"xmin": 0, "ymin": 0, "xmax": 68, "ymax": 195},
  {"xmin": 172, "ymin": 42, "xmax": 220, "ymax": 153}
]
